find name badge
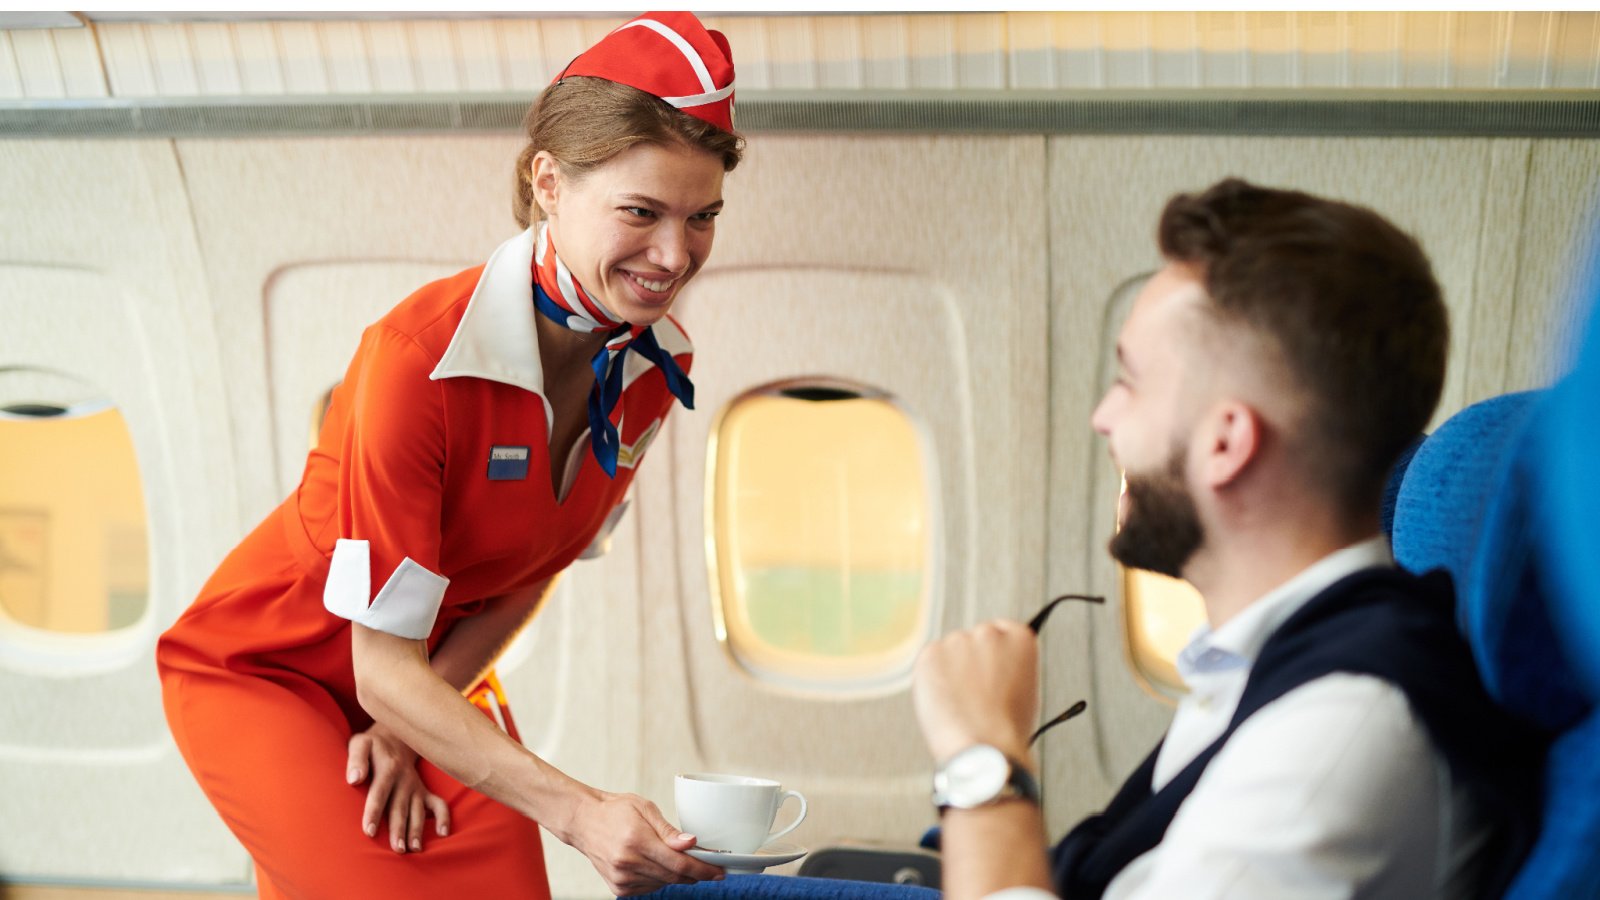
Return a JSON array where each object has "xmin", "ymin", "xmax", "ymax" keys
[{"xmin": 487, "ymin": 445, "xmax": 530, "ymax": 481}]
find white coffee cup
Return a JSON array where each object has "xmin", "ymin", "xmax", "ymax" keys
[{"xmin": 674, "ymin": 773, "xmax": 808, "ymax": 854}]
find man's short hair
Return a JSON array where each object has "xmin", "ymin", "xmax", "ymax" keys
[{"xmin": 1157, "ymin": 178, "xmax": 1449, "ymax": 517}]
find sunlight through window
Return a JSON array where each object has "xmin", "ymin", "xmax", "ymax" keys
[
  {"xmin": 0, "ymin": 377, "xmax": 147, "ymax": 634},
  {"xmin": 709, "ymin": 382, "xmax": 935, "ymax": 692}
]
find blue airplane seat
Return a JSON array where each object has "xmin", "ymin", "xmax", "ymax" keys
[
  {"xmin": 1389, "ymin": 391, "xmax": 1542, "ymax": 602},
  {"xmin": 1390, "ymin": 385, "xmax": 1599, "ymax": 898},
  {"xmin": 1540, "ymin": 271, "xmax": 1600, "ymax": 700},
  {"xmin": 648, "ymin": 875, "xmax": 940, "ymax": 900},
  {"xmin": 1507, "ymin": 264, "xmax": 1600, "ymax": 899}
]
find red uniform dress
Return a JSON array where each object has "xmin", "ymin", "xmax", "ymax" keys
[{"xmin": 157, "ymin": 228, "xmax": 690, "ymax": 899}]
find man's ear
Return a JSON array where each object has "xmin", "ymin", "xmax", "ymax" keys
[
  {"xmin": 530, "ymin": 151, "xmax": 561, "ymax": 219},
  {"xmin": 1200, "ymin": 400, "xmax": 1261, "ymax": 489}
]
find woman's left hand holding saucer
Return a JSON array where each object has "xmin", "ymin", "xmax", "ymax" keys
[{"xmin": 346, "ymin": 722, "xmax": 451, "ymax": 854}]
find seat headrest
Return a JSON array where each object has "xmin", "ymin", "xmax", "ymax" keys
[
  {"xmin": 1394, "ymin": 391, "xmax": 1587, "ymax": 731},
  {"xmin": 1391, "ymin": 392, "xmax": 1541, "ymax": 584}
]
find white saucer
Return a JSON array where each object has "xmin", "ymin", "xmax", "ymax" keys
[{"xmin": 686, "ymin": 841, "xmax": 808, "ymax": 875}]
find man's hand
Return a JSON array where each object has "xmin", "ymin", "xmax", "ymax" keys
[
  {"xmin": 346, "ymin": 723, "xmax": 451, "ymax": 854},
  {"xmin": 913, "ymin": 619, "xmax": 1040, "ymax": 763},
  {"xmin": 563, "ymin": 790, "xmax": 726, "ymax": 896}
]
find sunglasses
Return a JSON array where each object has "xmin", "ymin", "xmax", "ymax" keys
[{"xmin": 1027, "ymin": 593, "xmax": 1105, "ymax": 746}]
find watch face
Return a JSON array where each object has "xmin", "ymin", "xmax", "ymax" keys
[{"xmin": 940, "ymin": 744, "xmax": 1010, "ymax": 808}]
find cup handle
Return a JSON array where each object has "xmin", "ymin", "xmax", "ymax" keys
[{"xmin": 766, "ymin": 790, "xmax": 807, "ymax": 844}]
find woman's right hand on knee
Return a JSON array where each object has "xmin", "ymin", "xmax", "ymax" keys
[{"xmin": 346, "ymin": 724, "xmax": 451, "ymax": 854}]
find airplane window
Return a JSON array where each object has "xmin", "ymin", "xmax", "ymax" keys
[
  {"xmin": 0, "ymin": 371, "xmax": 147, "ymax": 634},
  {"xmin": 708, "ymin": 380, "xmax": 934, "ymax": 692}
]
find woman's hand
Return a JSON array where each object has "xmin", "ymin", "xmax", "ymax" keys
[
  {"xmin": 561, "ymin": 790, "xmax": 725, "ymax": 896},
  {"xmin": 346, "ymin": 722, "xmax": 452, "ymax": 854}
]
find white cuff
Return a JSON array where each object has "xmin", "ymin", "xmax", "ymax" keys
[
  {"xmin": 323, "ymin": 538, "xmax": 448, "ymax": 640},
  {"xmin": 578, "ymin": 498, "xmax": 630, "ymax": 560}
]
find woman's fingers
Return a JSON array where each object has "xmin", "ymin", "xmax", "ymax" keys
[
  {"xmin": 579, "ymin": 793, "xmax": 724, "ymax": 895},
  {"xmin": 347, "ymin": 727, "xmax": 450, "ymax": 852},
  {"xmin": 388, "ymin": 784, "xmax": 409, "ymax": 853},
  {"xmin": 407, "ymin": 792, "xmax": 426, "ymax": 852},
  {"xmin": 345, "ymin": 732, "xmax": 371, "ymax": 785},
  {"xmin": 362, "ymin": 759, "xmax": 397, "ymax": 840},
  {"xmin": 425, "ymin": 790, "xmax": 451, "ymax": 837}
]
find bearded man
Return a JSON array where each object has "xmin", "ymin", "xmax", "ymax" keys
[{"xmin": 913, "ymin": 179, "xmax": 1542, "ymax": 900}]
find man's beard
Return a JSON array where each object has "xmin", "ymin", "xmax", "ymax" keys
[{"xmin": 1109, "ymin": 445, "xmax": 1204, "ymax": 580}]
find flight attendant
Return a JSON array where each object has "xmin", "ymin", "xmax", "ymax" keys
[{"xmin": 157, "ymin": 12, "xmax": 740, "ymax": 898}]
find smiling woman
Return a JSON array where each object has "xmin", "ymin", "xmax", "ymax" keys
[
  {"xmin": 528, "ymin": 140, "xmax": 726, "ymax": 330},
  {"xmin": 153, "ymin": 11, "xmax": 747, "ymax": 900}
]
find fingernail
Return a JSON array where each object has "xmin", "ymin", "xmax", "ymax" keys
[
  {"xmin": 437, "ymin": 824, "xmax": 448, "ymax": 836},
  {"xmin": 678, "ymin": 833, "xmax": 694, "ymax": 842},
  {"xmin": 364, "ymin": 824, "xmax": 376, "ymax": 837},
  {"xmin": 394, "ymin": 839, "xmax": 405, "ymax": 853},
  {"xmin": 411, "ymin": 839, "xmax": 421, "ymax": 851},
  {"xmin": 347, "ymin": 769, "xmax": 359, "ymax": 784}
]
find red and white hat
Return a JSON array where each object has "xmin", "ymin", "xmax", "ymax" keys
[{"xmin": 558, "ymin": 11, "xmax": 737, "ymax": 133}]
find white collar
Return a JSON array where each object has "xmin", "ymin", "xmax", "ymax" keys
[
  {"xmin": 1177, "ymin": 535, "xmax": 1394, "ymax": 681},
  {"xmin": 430, "ymin": 228, "xmax": 547, "ymax": 396}
]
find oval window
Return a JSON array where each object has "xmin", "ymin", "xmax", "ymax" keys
[
  {"xmin": 708, "ymin": 380, "xmax": 936, "ymax": 692},
  {"xmin": 0, "ymin": 370, "xmax": 148, "ymax": 634}
]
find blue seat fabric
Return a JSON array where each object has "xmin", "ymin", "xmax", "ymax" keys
[
  {"xmin": 648, "ymin": 875, "xmax": 940, "ymax": 899},
  {"xmin": 1392, "ymin": 377, "xmax": 1600, "ymax": 898}
]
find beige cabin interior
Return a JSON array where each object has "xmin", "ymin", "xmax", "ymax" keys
[{"xmin": 2, "ymin": 11, "xmax": 1598, "ymax": 898}]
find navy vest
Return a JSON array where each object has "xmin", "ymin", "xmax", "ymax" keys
[{"xmin": 1051, "ymin": 568, "xmax": 1545, "ymax": 899}]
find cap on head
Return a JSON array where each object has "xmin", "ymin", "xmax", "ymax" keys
[{"xmin": 558, "ymin": 11, "xmax": 737, "ymax": 133}]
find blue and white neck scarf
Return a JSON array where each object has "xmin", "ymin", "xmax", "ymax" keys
[{"xmin": 531, "ymin": 222, "xmax": 694, "ymax": 477}]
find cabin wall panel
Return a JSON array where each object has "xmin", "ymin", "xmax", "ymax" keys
[
  {"xmin": 1551, "ymin": 13, "xmax": 1600, "ymax": 88},
  {"xmin": 0, "ymin": 139, "xmax": 244, "ymax": 884},
  {"xmin": 152, "ymin": 24, "xmax": 205, "ymax": 95},
  {"xmin": 8, "ymin": 29, "xmax": 65, "ymax": 98},
  {"xmin": 1463, "ymin": 140, "xmax": 1535, "ymax": 407},
  {"xmin": 172, "ymin": 135, "xmax": 522, "ymax": 522},
  {"xmin": 1509, "ymin": 141, "xmax": 1600, "ymax": 387}
]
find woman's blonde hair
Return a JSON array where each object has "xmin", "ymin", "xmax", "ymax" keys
[{"xmin": 512, "ymin": 76, "xmax": 745, "ymax": 228}]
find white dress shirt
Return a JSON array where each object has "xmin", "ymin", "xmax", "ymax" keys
[{"xmin": 989, "ymin": 537, "xmax": 1491, "ymax": 900}]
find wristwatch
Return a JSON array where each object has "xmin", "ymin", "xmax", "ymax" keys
[{"xmin": 931, "ymin": 744, "xmax": 1041, "ymax": 813}]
